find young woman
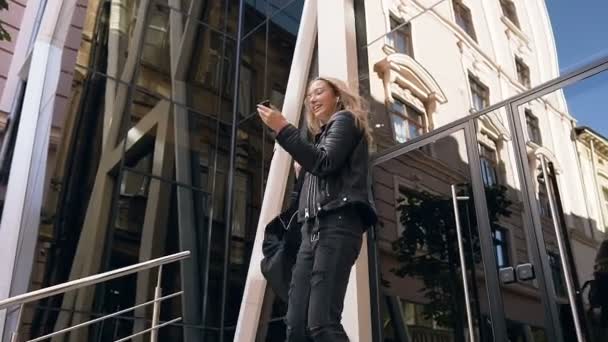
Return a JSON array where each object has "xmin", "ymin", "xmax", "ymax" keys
[{"xmin": 257, "ymin": 77, "xmax": 377, "ymax": 342}]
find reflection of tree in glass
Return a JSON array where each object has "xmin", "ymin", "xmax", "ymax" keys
[
  {"xmin": 389, "ymin": 185, "xmax": 511, "ymax": 333},
  {"xmin": 0, "ymin": 0, "xmax": 9, "ymax": 42}
]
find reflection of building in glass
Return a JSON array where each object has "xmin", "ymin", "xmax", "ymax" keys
[
  {"xmin": 364, "ymin": 0, "xmax": 607, "ymax": 341},
  {"xmin": 0, "ymin": 0, "xmax": 606, "ymax": 341}
]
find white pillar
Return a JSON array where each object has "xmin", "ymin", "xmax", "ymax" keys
[
  {"xmin": 102, "ymin": 0, "xmax": 129, "ymax": 151},
  {"xmin": 232, "ymin": 1, "xmax": 318, "ymax": 340},
  {"xmin": 0, "ymin": 1, "xmax": 79, "ymax": 341},
  {"xmin": 317, "ymin": 1, "xmax": 372, "ymax": 341}
]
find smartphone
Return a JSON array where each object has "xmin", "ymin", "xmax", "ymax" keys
[{"xmin": 258, "ymin": 99, "xmax": 271, "ymax": 107}]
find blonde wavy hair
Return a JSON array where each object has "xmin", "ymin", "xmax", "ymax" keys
[{"xmin": 305, "ymin": 76, "xmax": 373, "ymax": 143}]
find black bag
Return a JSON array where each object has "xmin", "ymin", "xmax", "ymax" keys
[
  {"xmin": 261, "ymin": 208, "xmax": 301, "ymax": 302},
  {"xmin": 260, "ymin": 176, "xmax": 304, "ymax": 302}
]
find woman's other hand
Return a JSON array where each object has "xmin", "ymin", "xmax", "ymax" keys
[{"xmin": 257, "ymin": 104, "xmax": 289, "ymax": 132}]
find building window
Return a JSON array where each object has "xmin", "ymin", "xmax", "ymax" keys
[
  {"xmin": 195, "ymin": 31, "xmax": 235, "ymax": 95},
  {"xmin": 238, "ymin": 64, "xmax": 255, "ymax": 117},
  {"xmin": 492, "ymin": 227, "xmax": 510, "ymax": 267},
  {"xmin": 389, "ymin": 17, "xmax": 413, "ymax": 56},
  {"xmin": 536, "ymin": 167, "xmax": 555, "ymax": 217},
  {"xmin": 141, "ymin": 4, "xmax": 171, "ymax": 72},
  {"xmin": 547, "ymin": 252, "xmax": 567, "ymax": 298},
  {"xmin": 525, "ymin": 110, "xmax": 542, "ymax": 145},
  {"xmin": 469, "ymin": 74, "xmax": 489, "ymax": 112},
  {"xmin": 402, "ymin": 301, "xmax": 449, "ymax": 330},
  {"xmin": 479, "ymin": 142, "xmax": 499, "ymax": 186},
  {"xmin": 500, "ymin": 0, "xmax": 520, "ymax": 28},
  {"xmin": 389, "ymin": 99, "xmax": 424, "ymax": 143},
  {"xmin": 538, "ymin": 185, "xmax": 550, "ymax": 217},
  {"xmin": 515, "ymin": 57, "xmax": 531, "ymax": 88},
  {"xmin": 453, "ymin": 0, "xmax": 477, "ymax": 41}
]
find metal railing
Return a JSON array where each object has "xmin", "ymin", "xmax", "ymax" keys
[{"xmin": 0, "ymin": 251, "xmax": 190, "ymax": 342}]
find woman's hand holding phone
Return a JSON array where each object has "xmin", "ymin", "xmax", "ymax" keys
[{"xmin": 257, "ymin": 100, "xmax": 289, "ymax": 133}]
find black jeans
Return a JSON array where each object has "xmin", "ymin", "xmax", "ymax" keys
[{"xmin": 285, "ymin": 206, "xmax": 364, "ymax": 342}]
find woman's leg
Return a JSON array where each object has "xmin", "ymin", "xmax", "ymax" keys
[
  {"xmin": 307, "ymin": 211, "xmax": 363, "ymax": 342},
  {"xmin": 285, "ymin": 222, "xmax": 314, "ymax": 342}
]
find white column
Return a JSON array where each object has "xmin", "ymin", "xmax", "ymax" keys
[
  {"xmin": 0, "ymin": 1, "xmax": 79, "ymax": 341},
  {"xmin": 232, "ymin": 1, "xmax": 318, "ymax": 340},
  {"xmin": 102, "ymin": 0, "xmax": 129, "ymax": 151},
  {"xmin": 317, "ymin": 1, "xmax": 372, "ymax": 341},
  {"xmin": 0, "ymin": 0, "xmax": 45, "ymax": 115}
]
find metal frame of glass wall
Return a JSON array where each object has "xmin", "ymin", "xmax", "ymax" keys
[{"xmin": 367, "ymin": 55, "xmax": 608, "ymax": 342}]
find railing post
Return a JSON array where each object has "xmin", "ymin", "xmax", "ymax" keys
[
  {"xmin": 10, "ymin": 304, "xmax": 24, "ymax": 342},
  {"xmin": 150, "ymin": 265, "xmax": 163, "ymax": 342}
]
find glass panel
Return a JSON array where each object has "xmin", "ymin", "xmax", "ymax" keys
[
  {"xmin": 372, "ymin": 129, "xmax": 493, "ymax": 342},
  {"xmin": 89, "ymin": 170, "xmax": 206, "ymax": 341},
  {"xmin": 187, "ymin": 22, "xmax": 236, "ymax": 121},
  {"xmin": 545, "ymin": 2, "xmax": 608, "ymax": 73},
  {"xmin": 513, "ymin": 70, "xmax": 608, "ymax": 341},
  {"xmin": 239, "ymin": 1, "xmax": 305, "ymax": 339},
  {"xmin": 473, "ymin": 105, "xmax": 552, "ymax": 339},
  {"xmin": 19, "ymin": 0, "xmax": 306, "ymax": 340}
]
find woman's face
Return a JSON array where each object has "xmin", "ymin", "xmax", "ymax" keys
[{"xmin": 307, "ymin": 80, "xmax": 339, "ymax": 124}]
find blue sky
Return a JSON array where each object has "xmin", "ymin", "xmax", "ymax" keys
[{"xmin": 545, "ymin": 1, "xmax": 608, "ymax": 137}]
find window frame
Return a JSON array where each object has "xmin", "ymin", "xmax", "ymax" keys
[
  {"xmin": 388, "ymin": 15, "xmax": 414, "ymax": 57},
  {"xmin": 515, "ymin": 57, "xmax": 531, "ymax": 88},
  {"xmin": 479, "ymin": 141, "xmax": 499, "ymax": 186},
  {"xmin": 194, "ymin": 31, "xmax": 235, "ymax": 96},
  {"xmin": 525, "ymin": 109, "xmax": 542, "ymax": 145},
  {"xmin": 453, "ymin": 0, "xmax": 477, "ymax": 41},
  {"xmin": 492, "ymin": 227, "xmax": 510, "ymax": 268},
  {"xmin": 500, "ymin": 0, "xmax": 520, "ymax": 28},
  {"xmin": 602, "ymin": 187, "xmax": 608, "ymax": 227},
  {"xmin": 388, "ymin": 98, "xmax": 425, "ymax": 144},
  {"xmin": 536, "ymin": 166, "xmax": 555, "ymax": 218},
  {"xmin": 141, "ymin": 4, "xmax": 171, "ymax": 73},
  {"xmin": 469, "ymin": 74, "xmax": 490, "ymax": 112}
]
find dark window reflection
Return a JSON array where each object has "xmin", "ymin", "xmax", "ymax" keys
[
  {"xmin": 516, "ymin": 57, "xmax": 531, "ymax": 88},
  {"xmin": 192, "ymin": 31, "xmax": 236, "ymax": 96},
  {"xmin": 479, "ymin": 142, "xmax": 499, "ymax": 187},
  {"xmin": 525, "ymin": 110, "xmax": 542, "ymax": 145},
  {"xmin": 548, "ymin": 251, "xmax": 568, "ymax": 298}
]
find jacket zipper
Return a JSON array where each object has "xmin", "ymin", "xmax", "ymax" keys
[
  {"xmin": 305, "ymin": 174, "xmax": 312, "ymax": 219},
  {"xmin": 313, "ymin": 176, "xmax": 318, "ymax": 217}
]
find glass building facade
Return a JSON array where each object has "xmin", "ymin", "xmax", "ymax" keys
[{"xmin": 3, "ymin": 0, "xmax": 309, "ymax": 341}]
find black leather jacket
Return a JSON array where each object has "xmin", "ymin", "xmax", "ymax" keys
[{"xmin": 275, "ymin": 110, "xmax": 377, "ymax": 226}]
